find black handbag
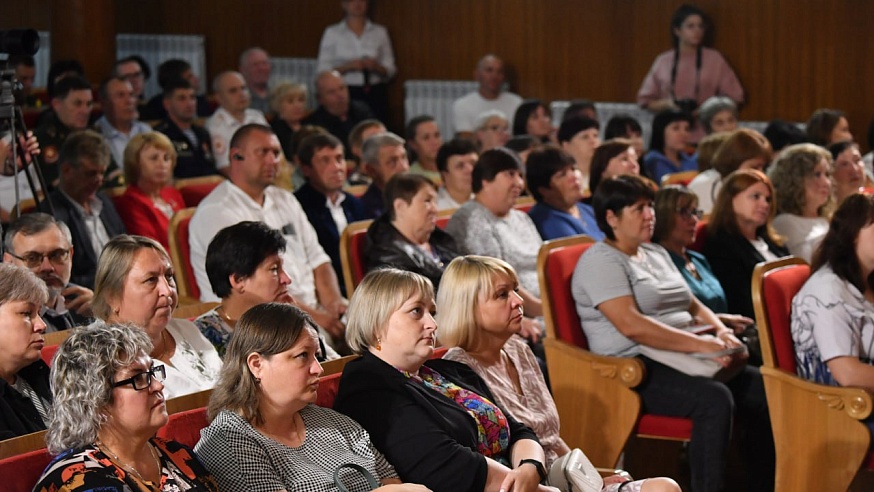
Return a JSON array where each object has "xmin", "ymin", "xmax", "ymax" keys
[{"xmin": 333, "ymin": 463, "xmax": 381, "ymax": 492}]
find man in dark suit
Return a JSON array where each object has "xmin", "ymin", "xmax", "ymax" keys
[
  {"xmin": 294, "ymin": 133, "xmax": 367, "ymax": 296},
  {"xmin": 38, "ymin": 130, "xmax": 126, "ymax": 289},
  {"xmin": 154, "ymin": 78, "xmax": 218, "ymax": 178},
  {"xmin": 3, "ymin": 213, "xmax": 93, "ymax": 332},
  {"xmin": 302, "ymin": 71, "xmax": 375, "ymax": 158}
]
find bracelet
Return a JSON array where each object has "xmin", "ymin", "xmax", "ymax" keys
[{"xmin": 518, "ymin": 458, "xmax": 547, "ymax": 484}]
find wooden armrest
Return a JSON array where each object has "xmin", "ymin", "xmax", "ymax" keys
[
  {"xmin": 760, "ymin": 366, "xmax": 873, "ymax": 491},
  {"xmin": 0, "ymin": 430, "xmax": 47, "ymax": 459},
  {"xmin": 544, "ymin": 338, "xmax": 644, "ymax": 468}
]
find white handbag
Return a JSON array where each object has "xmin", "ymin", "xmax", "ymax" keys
[{"xmin": 547, "ymin": 448, "xmax": 603, "ymax": 492}]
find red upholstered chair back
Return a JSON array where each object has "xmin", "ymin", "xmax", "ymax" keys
[
  {"xmin": 168, "ymin": 208, "xmax": 199, "ymax": 300},
  {"xmin": 752, "ymin": 258, "xmax": 810, "ymax": 371},
  {"xmin": 316, "ymin": 372, "xmax": 343, "ymax": 408},
  {"xmin": 40, "ymin": 345, "xmax": 60, "ymax": 366},
  {"xmin": 339, "ymin": 220, "xmax": 372, "ymax": 296},
  {"xmin": 538, "ymin": 236, "xmax": 596, "ymax": 349},
  {"xmin": 688, "ymin": 219, "xmax": 708, "ymax": 253},
  {"xmin": 174, "ymin": 175, "xmax": 225, "ymax": 208},
  {"xmin": 0, "ymin": 448, "xmax": 52, "ymax": 492},
  {"xmin": 156, "ymin": 407, "xmax": 209, "ymax": 449}
]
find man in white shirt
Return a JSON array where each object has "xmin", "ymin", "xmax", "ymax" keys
[
  {"xmin": 189, "ymin": 124, "xmax": 348, "ymax": 344},
  {"xmin": 239, "ymin": 47, "xmax": 272, "ymax": 115},
  {"xmin": 94, "ymin": 77, "xmax": 152, "ymax": 174},
  {"xmin": 451, "ymin": 55, "xmax": 523, "ymax": 138},
  {"xmin": 205, "ymin": 71, "xmax": 268, "ymax": 174}
]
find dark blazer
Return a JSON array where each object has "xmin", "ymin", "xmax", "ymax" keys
[
  {"xmin": 302, "ymin": 101, "xmax": 375, "ymax": 158},
  {"xmin": 365, "ymin": 214, "xmax": 462, "ymax": 291},
  {"xmin": 359, "ymin": 183, "xmax": 384, "ymax": 220},
  {"xmin": 334, "ymin": 352, "xmax": 539, "ymax": 492},
  {"xmin": 40, "ymin": 189, "xmax": 127, "ymax": 289},
  {"xmin": 702, "ymin": 227, "xmax": 789, "ymax": 319},
  {"xmin": 153, "ymin": 118, "xmax": 218, "ymax": 179},
  {"xmin": 0, "ymin": 360, "xmax": 53, "ymax": 441},
  {"xmin": 294, "ymin": 182, "xmax": 367, "ymax": 296}
]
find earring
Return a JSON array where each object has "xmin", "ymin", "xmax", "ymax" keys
[
  {"xmin": 254, "ymin": 377, "xmax": 261, "ymax": 384},
  {"xmin": 375, "ymin": 338, "xmax": 382, "ymax": 351}
]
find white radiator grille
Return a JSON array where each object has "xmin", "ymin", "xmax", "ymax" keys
[
  {"xmin": 116, "ymin": 34, "xmax": 207, "ymax": 97},
  {"xmin": 405, "ymin": 80, "xmax": 477, "ymax": 139},
  {"xmin": 271, "ymin": 57, "xmax": 318, "ymax": 109}
]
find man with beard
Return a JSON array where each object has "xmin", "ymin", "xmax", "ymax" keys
[{"xmin": 3, "ymin": 213, "xmax": 93, "ymax": 331}]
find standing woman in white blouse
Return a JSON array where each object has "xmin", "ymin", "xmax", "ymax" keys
[{"xmin": 317, "ymin": 0, "xmax": 397, "ymax": 122}]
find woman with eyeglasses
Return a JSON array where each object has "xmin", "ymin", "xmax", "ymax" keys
[
  {"xmin": 653, "ymin": 187, "xmax": 753, "ymax": 332},
  {"xmin": 0, "ymin": 263, "xmax": 50, "ymax": 440},
  {"xmin": 34, "ymin": 321, "xmax": 219, "ymax": 491}
]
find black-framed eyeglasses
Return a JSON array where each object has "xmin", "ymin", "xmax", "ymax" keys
[
  {"xmin": 676, "ymin": 207, "xmax": 704, "ymax": 220},
  {"xmin": 112, "ymin": 365, "xmax": 166, "ymax": 391},
  {"xmin": 7, "ymin": 249, "xmax": 71, "ymax": 268}
]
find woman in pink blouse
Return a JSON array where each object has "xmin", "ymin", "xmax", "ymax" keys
[
  {"xmin": 114, "ymin": 132, "xmax": 185, "ymax": 249},
  {"xmin": 438, "ymin": 255, "xmax": 680, "ymax": 492},
  {"xmin": 637, "ymin": 4, "xmax": 744, "ymax": 143}
]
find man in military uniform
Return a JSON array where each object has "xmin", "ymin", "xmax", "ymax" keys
[
  {"xmin": 33, "ymin": 75, "xmax": 93, "ymax": 190},
  {"xmin": 154, "ymin": 78, "xmax": 218, "ymax": 178}
]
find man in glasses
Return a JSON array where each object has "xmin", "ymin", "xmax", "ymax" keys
[{"xmin": 4, "ymin": 213, "xmax": 94, "ymax": 332}]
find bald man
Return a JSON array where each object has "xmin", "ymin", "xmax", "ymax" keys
[
  {"xmin": 302, "ymin": 71, "xmax": 375, "ymax": 157},
  {"xmin": 239, "ymin": 47, "xmax": 272, "ymax": 114},
  {"xmin": 451, "ymin": 54, "xmax": 522, "ymax": 138},
  {"xmin": 205, "ymin": 70, "xmax": 268, "ymax": 172}
]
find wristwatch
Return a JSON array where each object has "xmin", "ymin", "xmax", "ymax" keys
[{"xmin": 518, "ymin": 458, "xmax": 547, "ymax": 484}]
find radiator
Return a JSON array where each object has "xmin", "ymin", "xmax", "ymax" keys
[
  {"xmin": 271, "ymin": 57, "xmax": 318, "ymax": 110},
  {"xmin": 116, "ymin": 34, "xmax": 207, "ymax": 97},
  {"xmin": 404, "ymin": 80, "xmax": 478, "ymax": 139}
]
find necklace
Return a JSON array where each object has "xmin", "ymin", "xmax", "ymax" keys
[
  {"xmin": 216, "ymin": 305, "xmax": 236, "ymax": 326},
  {"xmin": 96, "ymin": 440, "xmax": 161, "ymax": 485}
]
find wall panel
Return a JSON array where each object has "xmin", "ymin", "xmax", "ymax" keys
[{"xmin": 2, "ymin": 0, "xmax": 874, "ymax": 144}]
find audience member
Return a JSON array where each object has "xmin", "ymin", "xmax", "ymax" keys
[
  {"xmin": 34, "ymin": 75, "xmax": 93, "ymax": 189},
  {"xmin": 637, "ymin": 3, "xmax": 744, "ymax": 142},
  {"xmin": 366, "ymin": 173, "xmax": 462, "ymax": 290},
  {"xmin": 689, "ymin": 128, "xmax": 772, "ymax": 213},
  {"xmin": 359, "ymin": 131, "xmax": 410, "ymax": 218},
  {"xmin": 189, "ymin": 124, "xmax": 348, "ymax": 347},
  {"xmin": 703, "ymin": 169, "xmax": 788, "ymax": 319},
  {"xmin": 698, "ymin": 96, "xmax": 738, "ymax": 134},
  {"xmin": 561, "ymin": 99, "xmax": 598, "ymax": 122},
  {"xmin": 303, "ymin": 70, "xmax": 376, "ymax": 156},
  {"xmin": 452, "ymin": 55, "xmax": 523, "ymax": 137},
  {"xmin": 239, "ymin": 47, "xmax": 273, "ymax": 115},
  {"xmin": 93, "ymin": 234, "xmax": 222, "ymax": 398},
  {"xmin": 445, "ymin": 148, "xmax": 543, "ymax": 318},
  {"xmin": 474, "ymin": 109, "xmax": 511, "ymax": 152},
  {"xmin": 557, "ymin": 116, "xmax": 600, "ymax": 194},
  {"xmin": 4, "ymin": 214, "xmax": 93, "ymax": 332},
  {"xmin": 504, "ymin": 135, "xmax": 540, "ymax": 165},
  {"xmin": 335, "ymin": 268, "xmax": 550, "ymax": 492},
  {"xmin": 270, "ymin": 81, "xmax": 310, "ymax": 159},
  {"xmin": 762, "ymin": 119, "xmax": 807, "ymax": 156},
  {"xmin": 865, "ymin": 119, "xmax": 874, "ymax": 179},
  {"xmin": 45, "ymin": 59, "xmax": 85, "ymax": 100},
  {"xmin": 435, "ymin": 138, "xmax": 478, "ymax": 210},
  {"xmin": 142, "ymin": 58, "xmax": 212, "ymax": 120},
  {"xmin": 406, "ymin": 115, "xmax": 443, "ymax": 184},
  {"xmin": 603, "ymin": 114, "xmax": 645, "ymax": 159},
  {"xmin": 38, "ymin": 130, "xmax": 126, "ymax": 289},
  {"xmin": 113, "ymin": 132, "xmax": 186, "ymax": 249},
  {"xmin": 572, "ymin": 174, "xmax": 773, "ymax": 492},
  {"xmin": 294, "ymin": 133, "xmax": 367, "ymax": 293},
  {"xmin": 196, "ymin": 221, "xmax": 340, "ymax": 360},
  {"xmin": 768, "ymin": 143, "xmax": 833, "ymax": 263},
  {"xmin": 113, "ymin": 55, "xmax": 150, "ymax": 103},
  {"xmin": 35, "ymin": 321, "xmax": 219, "ymax": 491},
  {"xmin": 526, "ymin": 145, "xmax": 604, "ymax": 241},
  {"xmin": 694, "ymin": 131, "xmax": 731, "ymax": 173},
  {"xmin": 0, "ymin": 263, "xmax": 50, "ymax": 440},
  {"xmin": 347, "ymin": 118, "xmax": 386, "ymax": 185},
  {"xmin": 206, "ymin": 71, "xmax": 269, "ymax": 173},
  {"xmin": 828, "ymin": 140, "xmax": 868, "ymax": 205},
  {"xmin": 652, "ymin": 187, "xmax": 753, "ymax": 329},
  {"xmin": 284, "ymin": 125, "xmax": 331, "ymax": 191},
  {"xmin": 439, "ymin": 255, "xmax": 681, "ymax": 492},
  {"xmin": 154, "ymin": 78, "xmax": 219, "ymax": 178},
  {"xmin": 94, "ymin": 77, "xmax": 152, "ymax": 172},
  {"xmin": 9, "ymin": 54, "xmax": 39, "ymax": 107},
  {"xmin": 588, "ymin": 138, "xmax": 641, "ymax": 199},
  {"xmin": 806, "ymin": 108, "xmax": 852, "ymax": 146},
  {"xmin": 643, "ymin": 109, "xmax": 697, "ymax": 184},
  {"xmin": 317, "ymin": 0, "xmax": 397, "ymax": 122},
  {"xmin": 512, "ymin": 99, "xmax": 555, "ymax": 144},
  {"xmin": 196, "ymin": 303, "xmax": 404, "ymax": 491},
  {"xmin": 791, "ymin": 194, "xmax": 874, "ymax": 414}
]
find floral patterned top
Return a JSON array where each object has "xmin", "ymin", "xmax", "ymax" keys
[
  {"xmin": 34, "ymin": 437, "xmax": 219, "ymax": 492},
  {"xmin": 163, "ymin": 318, "xmax": 223, "ymax": 399},
  {"xmin": 194, "ymin": 308, "xmax": 232, "ymax": 358},
  {"xmin": 402, "ymin": 365, "xmax": 510, "ymax": 461}
]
